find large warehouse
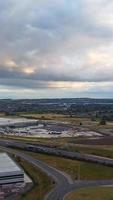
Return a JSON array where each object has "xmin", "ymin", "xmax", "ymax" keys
[{"xmin": 0, "ymin": 153, "xmax": 24, "ymax": 185}]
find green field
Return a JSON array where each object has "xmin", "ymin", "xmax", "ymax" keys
[
  {"xmin": 65, "ymin": 187, "xmax": 113, "ymax": 200},
  {"xmin": 19, "ymin": 113, "xmax": 97, "ymax": 125},
  {"xmin": 64, "ymin": 144, "xmax": 113, "ymax": 158},
  {"xmin": 13, "ymin": 149, "xmax": 113, "ymax": 181}
]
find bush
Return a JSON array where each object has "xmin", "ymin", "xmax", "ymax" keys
[{"xmin": 99, "ymin": 118, "xmax": 106, "ymax": 125}]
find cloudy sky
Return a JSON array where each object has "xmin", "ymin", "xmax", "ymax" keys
[{"xmin": 0, "ymin": 0, "xmax": 113, "ymax": 98}]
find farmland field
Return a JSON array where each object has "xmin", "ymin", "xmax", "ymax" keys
[{"xmin": 65, "ymin": 187, "xmax": 113, "ymax": 200}]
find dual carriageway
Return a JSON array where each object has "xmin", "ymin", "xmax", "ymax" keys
[{"xmin": 0, "ymin": 139, "xmax": 113, "ymax": 200}]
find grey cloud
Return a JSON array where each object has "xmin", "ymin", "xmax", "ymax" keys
[{"xmin": 0, "ymin": 0, "xmax": 113, "ymax": 97}]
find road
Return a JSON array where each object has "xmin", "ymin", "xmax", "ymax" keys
[
  {"xmin": 1, "ymin": 139, "xmax": 113, "ymax": 167},
  {"xmin": 1, "ymin": 146, "xmax": 113, "ymax": 200},
  {"xmin": 0, "ymin": 146, "xmax": 73, "ymax": 200}
]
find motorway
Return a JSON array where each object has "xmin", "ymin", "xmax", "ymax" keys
[
  {"xmin": 1, "ymin": 139, "xmax": 113, "ymax": 167},
  {"xmin": 1, "ymin": 146, "xmax": 113, "ymax": 200}
]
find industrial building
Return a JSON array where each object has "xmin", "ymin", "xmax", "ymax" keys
[{"xmin": 0, "ymin": 153, "xmax": 24, "ymax": 185}]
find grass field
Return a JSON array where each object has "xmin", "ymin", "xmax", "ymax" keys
[
  {"xmin": 18, "ymin": 113, "xmax": 113, "ymax": 137},
  {"xmin": 65, "ymin": 187, "xmax": 113, "ymax": 200},
  {"xmin": 13, "ymin": 156, "xmax": 54, "ymax": 200},
  {"xmin": 1, "ymin": 134, "xmax": 90, "ymax": 148},
  {"xmin": 19, "ymin": 113, "xmax": 97, "ymax": 125},
  {"xmin": 0, "ymin": 135, "xmax": 70, "ymax": 147},
  {"xmin": 64, "ymin": 145, "xmax": 113, "ymax": 158},
  {"xmin": 14, "ymin": 149, "xmax": 113, "ymax": 181},
  {"xmin": 0, "ymin": 112, "xmax": 6, "ymax": 117}
]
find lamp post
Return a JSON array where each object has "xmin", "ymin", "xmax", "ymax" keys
[{"xmin": 77, "ymin": 163, "xmax": 80, "ymax": 180}]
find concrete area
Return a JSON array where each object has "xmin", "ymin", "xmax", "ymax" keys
[
  {"xmin": 0, "ymin": 117, "xmax": 102, "ymax": 138},
  {"xmin": 0, "ymin": 117, "xmax": 37, "ymax": 127}
]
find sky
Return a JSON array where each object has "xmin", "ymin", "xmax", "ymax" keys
[{"xmin": 0, "ymin": 0, "xmax": 113, "ymax": 99}]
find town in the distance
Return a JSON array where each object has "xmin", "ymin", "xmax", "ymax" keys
[{"xmin": 0, "ymin": 98, "xmax": 113, "ymax": 200}]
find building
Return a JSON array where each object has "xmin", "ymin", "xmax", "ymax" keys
[{"xmin": 0, "ymin": 153, "xmax": 24, "ymax": 185}]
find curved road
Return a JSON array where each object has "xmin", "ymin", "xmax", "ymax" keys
[
  {"xmin": 1, "ymin": 146, "xmax": 113, "ymax": 200},
  {"xmin": 0, "ymin": 146, "xmax": 73, "ymax": 200}
]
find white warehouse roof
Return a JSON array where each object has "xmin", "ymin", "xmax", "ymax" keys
[{"xmin": 0, "ymin": 153, "xmax": 24, "ymax": 185}]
